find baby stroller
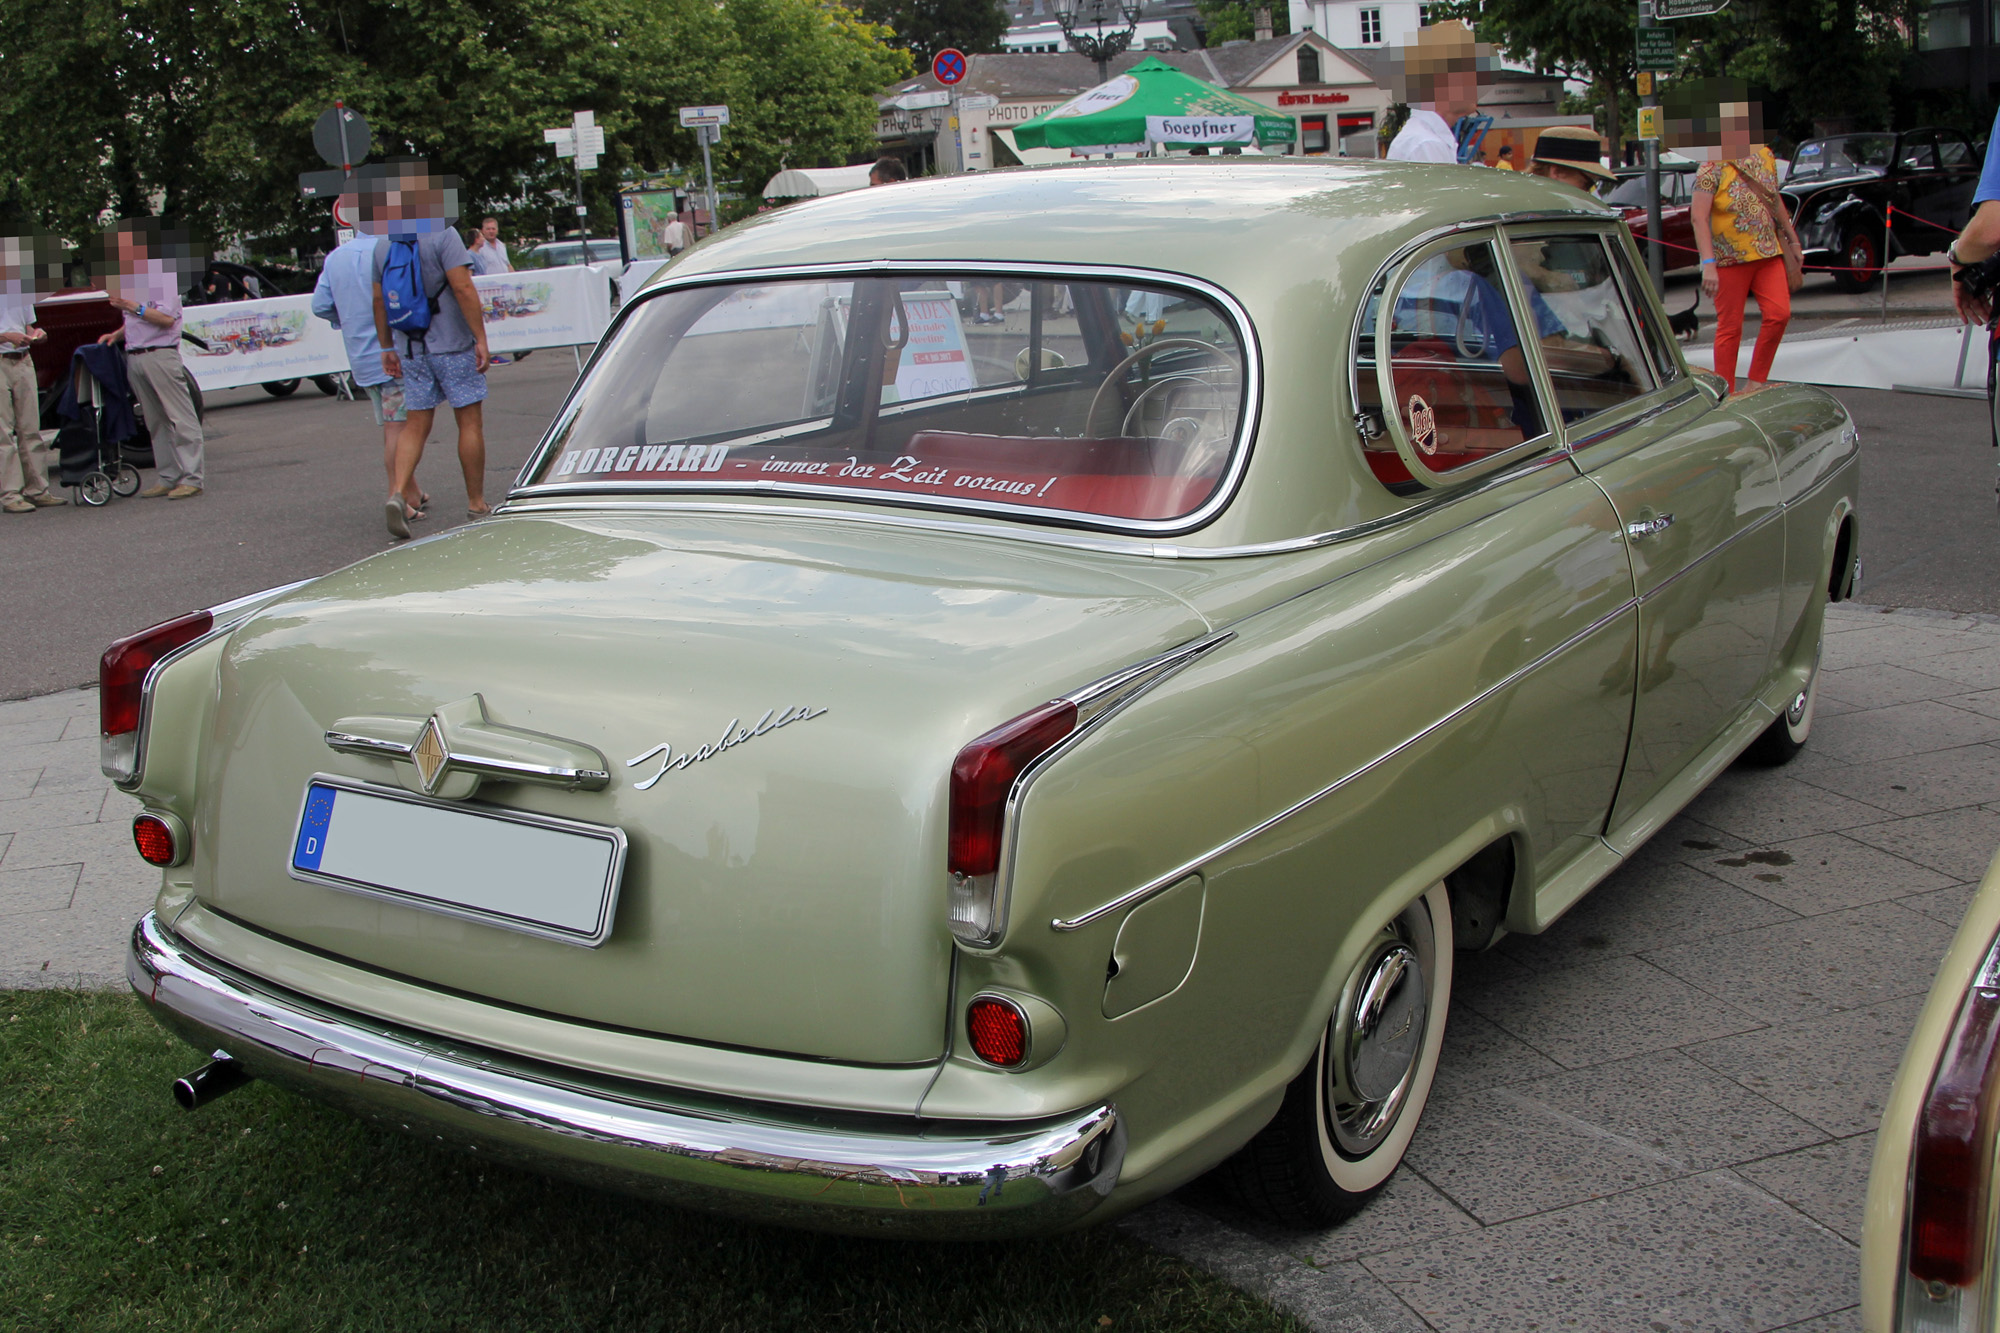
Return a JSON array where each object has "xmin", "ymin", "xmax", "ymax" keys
[{"xmin": 54, "ymin": 343, "xmax": 154, "ymax": 506}]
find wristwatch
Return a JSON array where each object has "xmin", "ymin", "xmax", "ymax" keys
[{"xmin": 1949, "ymin": 240, "xmax": 1966, "ymax": 267}]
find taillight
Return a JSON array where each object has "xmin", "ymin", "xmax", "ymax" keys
[
  {"xmin": 1904, "ymin": 933, "xmax": 2000, "ymax": 1327},
  {"xmin": 132, "ymin": 814, "xmax": 181, "ymax": 867},
  {"xmin": 967, "ymin": 996, "xmax": 1028, "ymax": 1067},
  {"xmin": 947, "ymin": 699, "xmax": 1076, "ymax": 945},
  {"xmin": 100, "ymin": 611, "xmax": 211, "ymax": 782}
]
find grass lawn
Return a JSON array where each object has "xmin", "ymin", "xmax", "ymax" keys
[{"xmin": 2, "ymin": 989, "xmax": 1298, "ymax": 1333}]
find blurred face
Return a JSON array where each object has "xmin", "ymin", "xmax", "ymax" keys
[
  {"xmin": 1719, "ymin": 102, "xmax": 1757, "ymax": 158},
  {"xmin": 356, "ymin": 164, "xmax": 461, "ymax": 235},
  {"xmin": 1531, "ymin": 162, "xmax": 1593, "ymax": 192},
  {"xmin": 1435, "ymin": 68, "xmax": 1481, "ymax": 122}
]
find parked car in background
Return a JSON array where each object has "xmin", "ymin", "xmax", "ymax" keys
[
  {"xmin": 517, "ymin": 236, "xmax": 620, "ymax": 268},
  {"xmin": 1783, "ymin": 127, "xmax": 1978, "ymax": 292},
  {"xmin": 118, "ymin": 161, "xmax": 1859, "ymax": 1238},
  {"xmin": 1599, "ymin": 166, "xmax": 1699, "ymax": 272},
  {"xmin": 1863, "ymin": 845, "xmax": 2000, "ymax": 1331}
]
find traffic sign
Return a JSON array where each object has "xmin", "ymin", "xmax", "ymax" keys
[
  {"xmin": 543, "ymin": 110, "xmax": 605, "ymax": 170},
  {"xmin": 934, "ymin": 48, "xmax": 967, "ymax": 85},
  {"xmin": 1655, "ymin": 0, "xmax": 1730, "ymax": 17},
  {"xmin": 679, "ymin": 105, "xmax": 731, "ymax": 128},
  {"xmin": 1636, "ymin": 27, "xmax": 1677, "ymax": 73},
  {"xmin": 1638, "ymin": 106, "xmax": 1664, "ymax": 141},
  {"xmin": 312, "ymin": 104, "xmax": 372, "ymax": 169}
]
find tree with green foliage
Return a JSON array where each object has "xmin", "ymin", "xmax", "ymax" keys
[
  {"xmin": 1193, "ymin": 0, "xmax": 1289, "ymax": 45},
  {"xmin": 0, "ymin": 0, "xmax": 908, "ymax": 251},
  {"xmin": 1444, "ymin": 0, "xmax": 1926, "ymax": 152},
  {"xmin": 858, "ymin": 0, "xmax": 1006, "ymax": 65}
]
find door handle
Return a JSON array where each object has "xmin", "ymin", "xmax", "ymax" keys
[{"xmin": 1626, "ymin": 513, "xmax": 1675, "ymax": 541}]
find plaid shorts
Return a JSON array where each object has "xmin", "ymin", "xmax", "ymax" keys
[
  {"xmin": 364, "ymin": 379, "xmax": 406, "ymax": 425},
  {"xmin": 401, "ymin": 347, "xmax": 488, "ymax": 412}
]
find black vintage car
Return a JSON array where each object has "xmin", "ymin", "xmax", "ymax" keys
[{"xmin": 1781, "ymin": 127, "xmax": 1980, "ymax": 292}]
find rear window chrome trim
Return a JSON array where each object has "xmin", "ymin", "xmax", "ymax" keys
[{"xmin": 508, "ymin": 260, "xmax": 1264, "ymax": 540}]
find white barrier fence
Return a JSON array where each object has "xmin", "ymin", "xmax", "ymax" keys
[
  {"xmin": 184, "ymin": 264, "xmax": 614, "ymax": 392},
  {"xmin": 1684, "ymin": 319, "xmax": 1987, "ymax": 396}
]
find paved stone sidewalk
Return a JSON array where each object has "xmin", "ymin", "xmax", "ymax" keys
[{"xmin": 5, "ymin": 602, "xmax": 1997, "ymax": 1331}]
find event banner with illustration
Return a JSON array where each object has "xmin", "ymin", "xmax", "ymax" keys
[
  {"xmin": 474, "ymin": 265, "xmax": 612, "ymax": 354},
  {"xmin": 182, "ymin": 266, "xmax": 614, "ymax": 389},
  {"xmin": 183, "ymin": 296, "xmax": 349, "ymax": 391}
]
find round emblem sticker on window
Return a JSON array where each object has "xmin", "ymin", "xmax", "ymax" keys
[{"xmin": 1406, "ymin": 395, "xmax": 1438, "ymax": 456}]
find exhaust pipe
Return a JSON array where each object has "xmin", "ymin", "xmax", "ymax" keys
[{"xmin": 173, "ymin": 1050, "xmax": 252, "ymax": 1110}]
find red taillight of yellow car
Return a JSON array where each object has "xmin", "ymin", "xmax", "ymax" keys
[
  {"xmin": 1906, "ymin": 934, "xmax": 2000, "ymax": 1319},
  {"xmin": 967, "ymin": 996, "xmax": 1027, "ymax": 1067},
  {"xmin": 132, "ymin": 814, "xmax": 179, "ymax": 867},
  {"xmin": 948, "ymin": 699, "xmax": 1076, "ymax": 879},
  {"xmin": 101, "ymin": 611, "xmax": 212, "ymax": 737}
]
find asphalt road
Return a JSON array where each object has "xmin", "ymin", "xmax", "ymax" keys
[
  {"xmin": 1, "ymin": 352, "xmax": 1995, "ymax": 699},
  {"xmin": 1, "ymin": 353, "xmax": 581, "ymax": 700}
]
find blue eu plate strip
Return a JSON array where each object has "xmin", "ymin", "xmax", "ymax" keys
[{"xmin": 293, "ymin": 784, "xmax": 337, "ymax": 872}]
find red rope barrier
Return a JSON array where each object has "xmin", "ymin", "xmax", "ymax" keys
[{"xmin": 1630, "ymin": 229, "xmax": 1952, "ymax": 274}]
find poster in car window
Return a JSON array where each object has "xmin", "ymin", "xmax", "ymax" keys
[{"xmin": 889, "ymin": 292, "xmax": 975, "ymax": 402}]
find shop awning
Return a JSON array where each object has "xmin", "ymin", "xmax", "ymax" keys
[{"xmin": 762, "ymin": 165, "xmax": 876, "ymax": 200}]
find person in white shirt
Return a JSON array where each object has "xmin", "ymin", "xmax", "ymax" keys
[
  {"xmin": 658, "ymin": 214, "xmax": 690, "ymax": 255},
  {"xmin": 0, "ymin": 233, "xmax": 62, "ymax": 512},
  {"xmin": 468, "ymin": 217, "xmax": 510, "ymax": 275},
  {"xmin": 1385, "ymin": 21, "xmax": 1495, "ymax": 166}
]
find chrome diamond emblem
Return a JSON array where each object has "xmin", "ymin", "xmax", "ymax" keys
[{"xmin": 412, "ymin": 717, "xmax": 448, "ymax": 792}]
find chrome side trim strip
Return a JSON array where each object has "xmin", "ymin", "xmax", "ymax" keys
[
  {"xmin": 129, "ymin": 913, "xmax": 1125, "ymax": 1238},
  {"xmin": 322, "ymin": 731, "xmax": 415, "ymax": 760},
  {"xmin": 1050, "ymin": 598, "xmax": 1637, "ymax": 932}
]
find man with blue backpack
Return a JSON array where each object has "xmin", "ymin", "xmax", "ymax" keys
[{"xmin": 366, "ymin": 161, "xmax": 492, "ymax": 539}]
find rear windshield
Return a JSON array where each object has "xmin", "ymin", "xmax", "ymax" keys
[{"xmin": 520, "ymin": 274, "xmax": 1249, "ymax": 527}]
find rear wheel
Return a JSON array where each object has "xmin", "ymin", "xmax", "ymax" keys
[
  {"xmin": 262, "ymin": 379, "xmax": 300, "ymax": 398},
  {"xmin": 311, "ymin": 374, "xmax": 341, "ymax": 396},
  {"xmin": 110, "ymin": 462, "xmax": 141, "ymax": 497},
  {"xmin": 1832, "ymin": 229, "xmax": 1881, "ymax": 293},
  {"xmin": 1744, "ymin": 630, "xmax": 1822, "ymax": 766},
  {"xmin": 1223, "ymin": 883, "xmax": 1452, "ymax": 1227}
]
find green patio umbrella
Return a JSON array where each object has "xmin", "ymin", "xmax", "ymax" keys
[{"xmin": 1013, "ymin": 56, "xmax": 1297, "ymax": 153}]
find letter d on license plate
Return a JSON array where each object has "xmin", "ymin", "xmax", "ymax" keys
[{"xmin": 289, "ymin": 776, "xmax": 627, "ymax": 946}]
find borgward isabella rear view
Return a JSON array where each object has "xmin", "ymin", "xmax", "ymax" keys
[{"xmin": 112, "ymin": 160, "xmax": 1859, "ymax": 1236}]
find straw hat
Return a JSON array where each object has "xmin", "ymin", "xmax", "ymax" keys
[{"xmin": 1530, "ymin": 126, "xmax": 1617, "ymax": 183}]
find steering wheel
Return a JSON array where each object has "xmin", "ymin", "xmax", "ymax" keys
[
  {"xmin": 1084, "ymin": 338, "xmax": 1240, "ymax": 438},
  {"xmin": 1119, "ymin": 372, "xmax": 1236, "ymax": 440}
]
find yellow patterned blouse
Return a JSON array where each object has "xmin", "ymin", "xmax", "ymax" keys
[{"xmin": 1694, "ymin": 147, "xmax": 1783, "ymax": 266}]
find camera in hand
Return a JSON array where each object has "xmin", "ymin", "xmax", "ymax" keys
[{"xmin": 1955, "ymin": 251, "xmax": 2000, "ymax": 305}]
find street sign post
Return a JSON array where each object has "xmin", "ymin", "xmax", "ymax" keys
[
  {"xmin": 933, "ymin": 48, "xmax": 967, "ymax": 85},
  {"xmin": 1655, "ymin": 0, "xmax": 1729, "ymax": 16},
  {"xmin": 1638, "ymin": 106, "xmax": 1663, "ymax": 140},
  {"xmin": 299, "ymin": 102, "xmax": 373, "ymax": 199},
  {"xmin": 543, "ymin": 111, "xmax": 608, "ymax": 263},
  {"xmin": 679, "ymin": 106, "xmax": 729, "ymax": 238},
  {"xmin": 1636, "ymin": 27, "xmax": 1677, "ymax": 72}
]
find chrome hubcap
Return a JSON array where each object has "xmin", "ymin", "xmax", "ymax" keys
[{"xmin": 1328, "ymin": 930, "xmax": 1431, "ymax": 1155}]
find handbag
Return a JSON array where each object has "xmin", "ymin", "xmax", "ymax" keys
[{"xmin": 1731, "ymin": 160, "xmax": 1806, "ymax": 293}]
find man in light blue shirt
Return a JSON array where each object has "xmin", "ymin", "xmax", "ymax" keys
[{"xmin": 313, "ymin": 232, "xmax": 426, "ymax": 521}]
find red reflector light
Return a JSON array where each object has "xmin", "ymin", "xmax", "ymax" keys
[
  {"xmin": 1909, "ymin": 979, "xmax": 2000, "ymax": 1288},
  {"xmin": 949, "ymin": 700, "xmax": 1077, "ymax": 878},
  {"xmin": 132, "ymin": 815, "xmax": 178, "ymax": 867},
  {"xmin": 101, "ymin": 611, "xmax": 213, "ymax": 737},
  {"xmin": 968, "ymin": 997, "xmax": 1027, "ymax": 1067}
]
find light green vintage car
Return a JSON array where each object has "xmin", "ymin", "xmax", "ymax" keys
[{"xmin": 112, "ymin": 160, "xmax": 1860, "ymax": 1238}]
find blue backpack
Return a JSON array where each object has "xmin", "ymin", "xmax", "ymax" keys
[{"xmin": 380, "ymin": 237, "xmax": 436, "ymax": 335}]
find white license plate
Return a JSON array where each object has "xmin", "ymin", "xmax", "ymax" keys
[{"xmin": 289, "ymin": 777, "xmax": 627, "ymax": 946}]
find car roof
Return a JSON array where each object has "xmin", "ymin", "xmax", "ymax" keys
[{"xmin": 667, "ymin": 159, "xmax": 1612, "ymax": 305}]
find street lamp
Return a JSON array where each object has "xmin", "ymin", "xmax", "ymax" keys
[{"xmin": 1054, "ymin": 0, "xmax": 1143, "ymax": 84}]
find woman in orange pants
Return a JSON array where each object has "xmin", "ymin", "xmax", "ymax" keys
[{"xmin": 1692, "ymin": 122, "xmax": 1800, "ymax": 391}]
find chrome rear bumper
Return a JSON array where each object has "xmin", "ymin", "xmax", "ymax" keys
[{"xmin": 128, "ymin": 912, "xmax": 1124, "ymax": 1237}]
